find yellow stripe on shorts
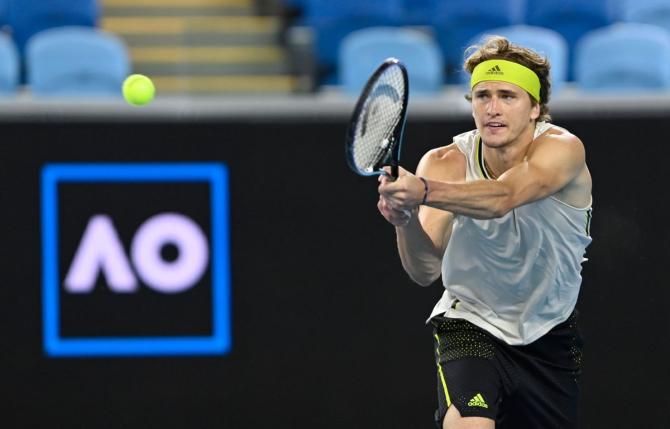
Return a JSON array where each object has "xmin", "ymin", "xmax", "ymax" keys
[{"xmin": 434, "ymin": 333, "xmax": 452, "ymax": 407}]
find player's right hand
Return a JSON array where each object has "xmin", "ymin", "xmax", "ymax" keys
[{"xmin": 377, "ymin": 195, "xmax": 412, "ymax": 227}]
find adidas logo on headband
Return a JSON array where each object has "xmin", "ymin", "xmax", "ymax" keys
[{"xmin": 486, "ymin": 65, "xmax": 503, "ymax": 75}]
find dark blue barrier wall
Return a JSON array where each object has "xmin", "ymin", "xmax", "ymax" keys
[{"xmin": 1, "ymin": 114, "xmax": 668, "ymax": 428}]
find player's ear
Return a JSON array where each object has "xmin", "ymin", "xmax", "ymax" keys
[
  {"xmin": 530, "ymin": 101, "xmax": 540, "ymax": 121},
  {"xmin": 470, "ymin": 95, "xmax": 476, "ymax": 120}
]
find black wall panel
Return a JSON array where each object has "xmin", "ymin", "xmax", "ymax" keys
[{"xmin": 1, "ymin": 115, "xmax": 668, "ymax": 428}]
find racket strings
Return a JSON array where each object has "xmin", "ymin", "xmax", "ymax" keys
[{"xmin": 352, "ymin": 66, "xmax": 406, "ymax": 173}]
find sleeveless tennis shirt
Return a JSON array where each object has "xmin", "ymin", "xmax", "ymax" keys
[{"xmin": 428, "ymin": 122, "xmax": 593, "ymax": 345}]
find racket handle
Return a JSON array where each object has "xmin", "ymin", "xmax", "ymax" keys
[{"xmin": 391, "ymin": 163, "xmax": 398, "ymax": 179}]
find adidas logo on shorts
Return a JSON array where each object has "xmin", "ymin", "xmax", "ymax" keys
[{"xmin": 468, "ymin": 393, "xmax": 489, "ymax": 408}]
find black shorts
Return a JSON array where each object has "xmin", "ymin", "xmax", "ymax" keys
[{"xmin": 431, "ymin": 311, "xmax": 584, "ymax": 429}]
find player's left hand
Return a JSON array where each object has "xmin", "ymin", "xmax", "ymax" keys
[{"xmin": 378, "ymin": 166, "xmax": 425, "ymax": 211}]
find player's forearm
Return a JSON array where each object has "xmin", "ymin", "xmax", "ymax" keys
[
  {"xmin": 425, "ymin": 179, "xmax": 513, "ymax": 219},
  {"xmin": 395, "ymin": 215, "xmax": 443, "ymax": 286}
]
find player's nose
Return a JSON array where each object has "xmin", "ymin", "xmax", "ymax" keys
[{"xmin": 486, "ymin": 97, "xmax": 500, "ymax": 115}]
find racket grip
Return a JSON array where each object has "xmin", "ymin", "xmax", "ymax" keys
[{"xmin": 391, "ymin": 163, "xmax": 398, "ymax": 179}]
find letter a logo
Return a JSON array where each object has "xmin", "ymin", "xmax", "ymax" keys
[{"xmin": 64, "ymin": 215, "xmax": 138, "ymax": 293}]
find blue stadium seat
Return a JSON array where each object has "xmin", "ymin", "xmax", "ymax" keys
[
  {"xmin": 26, "ymin": 26, "xmax": 130, "ymax": 97},
  {"xmin": 430, "ymin": 0, "xmax": 525, "ymax": 83},
  {"xmin": 466, "ymin": 25, "xmax": 569, "ymax": 94},
  {"xmin": 339, "ymin": 27, "xmax": 443, "ymax": 96},
  {"xmin": 574, "ymin": 23, "xmax": 670, "ymax": 92},
  {"xmin": 303, "ymin": 0, "xmax": 403, "ymax": 84},
  {"xmin": 7, "ymin": 0, "xmax": 98, "ymax": 54},
  {"xmin": 400, "ymin": 0, "xmax": 440, "ymax": 26},
  {"xmin": 0, "ymin": 31, "xmax": 18, "ymax": 95},
  {"xmin": 524, "ymin": 0, "xmax": 618, "ymax": 80},
  {"xmin": 303, "ymin": 0, "xmax": 403, "ymax": 21},
  {"xmin": 0, "ymin": 0, "xmax": 8, "ymax": 29},
  {"xmin": 621, "ymin": 0, "xmax": 670, "ymax": 33}
]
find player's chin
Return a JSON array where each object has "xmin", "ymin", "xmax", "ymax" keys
[{"xmin": 482, "ymin": 130, "xmax": 508, "ymax": 146}]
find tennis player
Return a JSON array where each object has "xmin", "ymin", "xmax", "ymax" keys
[{"xmin": 377, "ymin": 36, "xmax": 593, "ymax": 429}]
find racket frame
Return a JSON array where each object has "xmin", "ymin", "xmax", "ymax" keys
[{"xmin": 345, "ymin": 58, "xmax": 409, "ymax": 179}]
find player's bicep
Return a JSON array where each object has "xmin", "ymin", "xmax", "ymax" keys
[
  {"xmin": 500, "ymin": 136, "xmax": 585, "ymax": 207},
  {"xmin": 415, "ymin": 145, "xmax": 466, "ymax": 252},
  {"xmin": 417, "ymin": 206, "xmax": 453, "ymax": 255}
]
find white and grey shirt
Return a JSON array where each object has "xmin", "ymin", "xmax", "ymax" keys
[{"xmin": 429, "ymin": 122, "xmax": 593, "ymax": 345}]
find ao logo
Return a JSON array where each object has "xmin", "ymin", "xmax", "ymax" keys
[
  {"xmin": 65, "ymin": 213, "xmax": 208, "ymax": 294},
  {"xmin": 41, "ymin": 163, "xmax": 231, "ymax": 357}
]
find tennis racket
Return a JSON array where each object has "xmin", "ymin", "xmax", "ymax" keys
[{"xmin": 345, "ymin": 57, "xmax": 409, "ymax": 179}]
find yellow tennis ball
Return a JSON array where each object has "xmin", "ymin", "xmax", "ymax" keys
[{"xmin": 122, "ymin": 74, "xmax": 155, "ymax": 106}]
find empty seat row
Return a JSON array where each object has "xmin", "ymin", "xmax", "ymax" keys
[
  {"xmin": 337, "ymin": 23, "xmax": 670, "ymax": 96},
  {"xmin": 0, "ymin": 0, "xmax": 98, "ymax": 53},
  {"xmin": 286, "ymin": 0, "xmax": 670, "ymax": 84},
  {"xmin": 0, "ymin": 26, "xmax": 129, "ymax": 97}
]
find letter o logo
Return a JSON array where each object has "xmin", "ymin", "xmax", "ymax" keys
[{"xmin": 130, "ymin": 213, "xmax": 209, "ymax": 293}]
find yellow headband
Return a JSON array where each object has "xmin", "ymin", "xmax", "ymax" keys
[{"xmin": 470, "ymin": 59, "xmax": 541, "ymax": 102}]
